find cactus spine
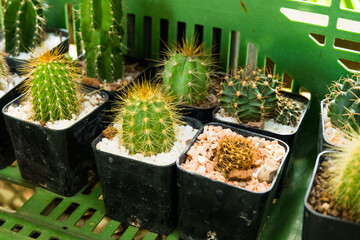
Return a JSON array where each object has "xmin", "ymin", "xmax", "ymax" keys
[
  {"xmin": 113, "ymin": 81, "xmax": 182, "ymax": 156},
  {"xmin": 327, "ymin": 132, "xmax": 360, "ymax": 216},
  {"xmin": 161, "ymin": 39, "xmax": 213, "ymax": 105},
  {"xmin": 0, "ymin": 55, "xmax": 10, "ymax": 90},
  {"xmin": 4, "ymin": 0, "xmax": 45, "ymax": 56},
  {"xmin": 23, "ymin": 49, "xmax": 80, "ymax": 122},
  {"xmin": 327, "ymin": 75, "xmax": 360, "ymax": 130},
  {"xmin": 80, "ymin": 0, "xmax": 123, "ymax": 83},
  {"xmin": 275, "ymin": 97, "xmax": 303, "ymax": 127},
  {"xmin": 220, "ymin": 69, "xmax": 281, "ymax": 123}
]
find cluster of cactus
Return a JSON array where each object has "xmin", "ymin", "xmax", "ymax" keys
[
  {"xmin": 113, "ymin": 81, "xmax": 182, "ymax": 156},
  {"xmin": 326, "ymin": 131, "xmax": 360, "ymax": 216},
  {"xmin": 23, "ymin": 49, "xmax": 80, "ymax": 122},
  {"xmin": 275, "ymin": 97, "xmax": 303, "ymax": 127},
  {"xmin": 80, "ymin": 0, "xmax": 123, "ymax": 83},
  {"xmin": 327, "ymin": 74, "xmax": 360, "ymax": 130},
  {"xmin": 220, "ymin": 68, "xmax": 281, "ymax": 123},
  {"xmin": 161, "ymin": 39, "xmax": 214, "ymax": 105},
  {"xmin": 212, "ymin": 134, "xmax": 255, "ymax": 175},
  {"xmin": 4, "ymin": 0, "xmax": 46, "ymax": 56}
]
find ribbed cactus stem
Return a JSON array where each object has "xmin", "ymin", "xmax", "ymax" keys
[
  {"xmin": 80, "ymin": 0, "xmax": 123, "ymax": 83},
  {"xmin": 4, "ymin": 0, "xmax": 45, "ymax": 56},
  {"xmin": 162, "ymin": 40, "xmax": 213, "ymax": 105},
  {"xmin": 113, "ymin": 81, "xmax": 182, "ymax": 156},
  {"xmin": 24, "ymin": 49, "xmax": 80, "ymax": 122}
]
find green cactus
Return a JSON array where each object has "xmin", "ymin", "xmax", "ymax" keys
[
  {"xmin": 113, "ymin": 81, "xmax": 182, "ymax": 156},
  {"xmin": 327, "ymin": 75, "xmax": 360, "ymax": 130},
  {"xmin": 275, "ymin": 97, "xmax": 303, "ymax": 127},
  {"xmin": 80, "ymin": 0, "xmax": 123, "ymax": 83},
  {"xmin": 212, "ymin": 134, "xmax": 255, "ymax": 176},
  {"xmin": 220, "ymin": 68, "xmax": 281, "ymax": 123},
  {"xmin": 4, "ymin": 0, "xmax": 45, "ymax": 56},
  {"xmin": 327, "ymin": 132, "xmax": 360, "ymax": 216},
  {"xmin": 23, "ymin": 49, "xmax": 80, "ymax": 122},
  {"xmin": 161, "ymin": 39, "xmax": 213, "ymax": 105}
]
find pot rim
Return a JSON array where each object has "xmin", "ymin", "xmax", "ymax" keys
[{"xmin": 321, "ymin": 98, "xmax": 340, "ymax": 148}]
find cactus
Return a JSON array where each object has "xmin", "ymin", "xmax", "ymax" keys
[
  {"xmin": 220, "ymin": 68, "xmax": 282, "ymax": 123},
  {"xmin": 275, "ymin": 97, "xmax": 303, "ymax": 127},
  {"xmin": 327, "ymin": 132, "xmax": 360, "ymax": 216},
  {"xmin": 4, "ymin": 0, "xmax": 45, "ymax": 56},
  {"xmin": 22, "ymin": 49, "xmax": 80, "ymax": 122},
  {"xmin": 0, "ymin": 55, "xmax": 9, "ymax": 79},
  {"xmin": 161, "ymin": 39, "xmax": 214, "ymax": 105},
  {"xmin": 80, "ymin": 0, "xmax": 123, "ymax": 83},
  {"xmin": 327, "ymin": 75, "xmax": 360, "ymax": 130},
  {"xmin": 113, "ymin": 81, "xmax": 182, "ymax": 156},
  {"xmin": 212, "ymin": 134, "xmax": 255, "ymax": 175}
]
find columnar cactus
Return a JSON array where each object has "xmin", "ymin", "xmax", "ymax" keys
[
  {"xmin": 113, "ymin": 81, "xmax": 182, "ymax": 156},
  {"xmin": 220, "ymin": 69, "xmax": 281, "ymax": 123},
  {"xmin": 327, "ymin": 132, "xmax": 360, "ymax": 215},
  {"xmin": 275, "ymin": 97, "xmax": 303, "ymax": 127},
  {"xmin": 23, "ymin": 49, "xmax": 80, "ymax": 122},
  {"xmin": 4, "ymin": 0, "xmax": 45, "ymax": 56},
  {"xmin": 80, "ymin": 0, "xmax": 123, "ymax": 83},
  {"xmin": 161, "ymin": 39, "xmax": 214, "ymax": 105},
  {"xmin": 327, "ymin": 75, "xmax": 360, "ymax": 130}
]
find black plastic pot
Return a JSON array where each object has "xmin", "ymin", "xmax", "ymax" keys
[
  {"xmin": 179, "ymin": 104, "xmax": 215, "ymax": 124},
  {"xmin": 303, "ymin": 151, "xmax": 360, "ymax": 240},
  {"xmin": 5, "ymin": 28, "xmax": 70, "ymax": 73},
  {"xmin": 2, "ymin": 88, "xmax": 109, "ymax": 197},
  {"xmin": 318, "ymin": 99, "xmax": 337, "ymax": 152},
  {"xmin": 177, "ymin": 122, "xmax": 290, "ymax": 240},
  {"xmin": 92, "ymin": 117, "xmax": 202, "ymax": 235},
  {"xmin": 0, "ymin": 79, "xmax": 23, "ymax": 169},
  {"xmin": 212, "ymin": 91, "xmax": 309, "ymax": 149}
]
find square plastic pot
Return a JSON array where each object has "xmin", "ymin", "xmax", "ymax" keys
[
  {"xmin": 92, "ymin": 117, "xmax": 203, "ymax": 235},
  {"xmin": 318, "ymin": 99, "xmax": 337, "ymax": 152},
  {"xmin": 303, "ymin": 151, "xmax": 360, "ymax": 240},
  {"xmin": 5, "ymin": 28, "xmax": 70, "ymax": 73},
  {"xmin": 2, "ymin": 88, "xmax": 109, "ymax": 197},
  {"xmin": 212, "ymin": 91, "xmax": 309, "ymax": 149},
  {"xmin": 177, "ymin": 122, "xmax": 290, "ymax": 240}
]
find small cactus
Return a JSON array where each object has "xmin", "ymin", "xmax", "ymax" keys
[
  {"xmin": 113, "ymin": 81, "xmax": 182, "ymax": 156},
  {"xmin": 212, "ymin": 134, "xmax": 255, "ymax": 175},
  {"xmin": 0, "ymin": 54, "xmax": 10, "ymax": 79},
  {"xmin": 161, "ymin": 39, "xmax": 214, "ymax": 105},
  {"xmin": 22, "ymin": 48, "xmax": 80, "ymax": 122},
  {"xmin": 4, "ymin": 0, "xmax": 46, "ymax": 56},
  {"xmin": 275, "ymin": 97, "xmax": 303, "ymax": 127},
  {"xmin": 80, "ymin": 0, "xmax": 123, "ymax": 83},
  {"xmin": 327, "ymin": 131, "xmax": 360, "ymax": 216},
  {"xmin": 327, "ymin": 75, "xmax": 360, "ymax": 130},
  {"xmin": 220, "ymin": 68, "xmax": 281, "ymax": 123}
]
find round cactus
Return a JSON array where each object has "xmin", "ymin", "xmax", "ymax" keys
[
  {"xmin": 212, "ymin": 134, "xmax": 255, "ymax": 175},
  {"xmin": 220, "ymin": 68, "xmax": 281, "ymax": 123},
  {"xmin": 275, "ymin": 97, "xmax": 303, "ymax": 127},
  {"xmin": 161, "ymin": 39, "xmax": 214, "ymax": 105},
  {"xmin": 113, "ymin": 81, "xmax": 182, "ymax": 156},
  {"xmin": 327, "ymin": 132, "xmax": 360, "ymax": 216},
  {"xmin": 4, "ymin": 0, "xmax": 45, "ymax": 56},
  {"xmin": 22, "ymin": 49, "xmax": 80, "ymax": 122},
  {"xmin": 327, "ymin": 75, "xmax": 360, "ymax": 130}
]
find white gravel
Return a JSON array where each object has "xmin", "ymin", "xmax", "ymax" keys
[
  {"xmin": 5, "ymin": 93, "xmax": 104, "ymax": 130},
  {"xmin": 0, "ymin": 74, "xmax": 24, "ymax": 98},
  {"xmin": 323, "ymin": 103, "xmax": 346, "ymax": 146},
  {"xmin": 96, "ymin": 124, "xmax": 198, "ymax": 166}
]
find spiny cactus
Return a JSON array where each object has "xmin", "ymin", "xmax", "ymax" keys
[
  {"xmin": 4, "ymin": 0, "xmax": 45, "ymax": 56},
  {"xmin": 327, "ymin": 74, "xmax": 360, "ymax": 130},
  {"xmin": 161, "ymin": 39, "xmax": 214, "ymax": 105},
  {"xmin": 327, "ymin": 131, "xmax": 360, "ymax": 216},
  {"xmin": 23, "ymin": 48, "xmax": 80, "ymax": 122},
  {"xmin": 212, "ymin": 134, "xmax": 255, "ymax": 175},
  {"xmin": 220, "ymin": 68, "xmax": 282, "ymax": 123},
  {"xmin": 275, "ymin": 97, "xmax": 303, "ymax": 127},
  {"xmin": 80, "ymin": 0, "xmax": 123, "ymax": 83},
  {"xmin": 113, "ymin": 81, "xmax": 182, "ymax": 156},
  {"xmin": 0, "ymin": 55, "xmax": 10, "ymax": 79}
]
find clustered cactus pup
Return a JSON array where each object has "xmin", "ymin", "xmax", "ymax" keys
[
  {"xmin": 4, "ymin": 0, "xmax": 46, "ymax": 56},
  {"xmin": 327, "ymin": 74, "xmax": 360, "ymax": 131},
  {"xmin": 21, "ymin": 48, "xmax": 81, "ymax": 122},
  {"xmin": 112, "ymin": 81, "xmax": 182, "ymax": 156},
  {"xmin": 80, "ymin": 0, "xmax": 123, "ymax": 83},
  {"xmin": 160, "ymin": 38, "xmax": 215, "ymax": 105}
]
